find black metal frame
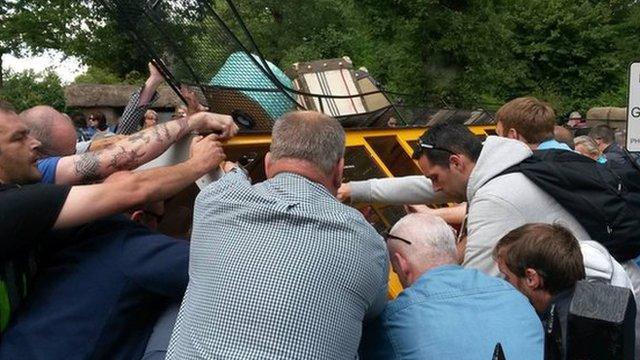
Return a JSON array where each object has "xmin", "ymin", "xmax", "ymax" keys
[{"xmin": 98, "ymin": 0, "xmax": 406, "ymax": 127}]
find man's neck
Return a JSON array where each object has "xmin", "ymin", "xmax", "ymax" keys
[{"xmin": 268, "ymin": 159, "xmax": 335, "ymax": 195}]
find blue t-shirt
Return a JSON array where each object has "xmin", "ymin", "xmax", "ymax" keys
[
  {"xmin": 360, "ymin": 265, "xmax": 544, "ymax": 360},
  {"xmin": 36, "ymin": 157, "xmax": 61, "ymax": 184}
]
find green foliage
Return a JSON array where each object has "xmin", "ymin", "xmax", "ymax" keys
[
  {"xmin": 73, "ymin": 66, "xmax": 144, "ymax": 85},
  {"xmin": 224, "ymin": 0, "xmax": 640, "ymax": 114},
  {"xmin": 0, "ymin": 0, "xmax": 146, "ymax": 79},
  {"xmin": 2, "ymin": 0, "xmax": 640, "ymax": 116},
  {"xmin": 73, "ymin": 66, "xmax": 123, "ymax": 85},
  {"xmin": 0, "ymin": 69, "xmax": 65, "ymax": 112}
]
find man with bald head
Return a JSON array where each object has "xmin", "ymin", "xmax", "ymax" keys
[
  {"xmin": 360, "ymin": 213, "xmax": 543, "ymax": 360},
  {"xmin": 20, "ymin": 105, "xmax": 78, "ymax": 156},
  {"xmin": 19, "ymin": 103, "xmax": 237, "ymax": 185},
  {"xmin": 167, "ymin": 111, "xmax": 389, "ymax": 359}
]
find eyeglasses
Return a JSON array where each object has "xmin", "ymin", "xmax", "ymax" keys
[
  {"xmin": 382, "ymin": 231, "xmax": 412, "ymax": 245},
  {"xmin": 412, "ymin": 138, "xmax": 456, "ymax": 159}
]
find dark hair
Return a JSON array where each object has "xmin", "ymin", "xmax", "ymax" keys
[
  {"xmin": 70, "ymin": 112, "xmax": 86, "ymax": 128},
  {"xmin": 589, "ymin": 124, "xmax": 616, "ymax": 145},
  {"xmin": 496, "ymin": 97, "xmax": 555, "ymax": 144},
  {"xmin": 90, "ymin": 112, "xmax": 108, "ymax": 131},
  {"xmin": 413, "ymin": 123, "xmax": 483, "ymax": 167},
  {"xmin": 554, "ymin": 125, "xmax": 575, "ymax": 150},
  {"xmin": 494, "ymin": 223, "xmax": 585, "ymax": 294}
]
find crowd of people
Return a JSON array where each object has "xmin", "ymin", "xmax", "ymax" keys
[{"xmin": 0, "ymin": 62, "xmax": 639, "ymax": 360}]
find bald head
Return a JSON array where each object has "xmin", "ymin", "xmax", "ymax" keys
[
  {"xmin": 20, "ymin": 106, "xmax": 77, "ymax": 157},
  {"xmin": 388, "ymin": 213, "xmax": 458, "ymax": 287}
]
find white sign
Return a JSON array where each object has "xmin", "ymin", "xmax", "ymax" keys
[{"xmin": 626, "ymin": 63, "xmax": 640, "ymax": 151}]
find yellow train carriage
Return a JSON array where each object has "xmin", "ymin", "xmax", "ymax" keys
[{"xmin": 216, "ymin": 126, "xmax": 497, "ymax": 298}]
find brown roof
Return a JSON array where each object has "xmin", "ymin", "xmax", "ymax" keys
[{"xmin": 64, "ymin": 84, "xmax": 182, "ymax": 108}]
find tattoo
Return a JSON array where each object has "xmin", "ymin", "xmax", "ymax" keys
[
  {"xmin": 74, "ymin": 152, "xmax": 101, "ymax": 182},
  {"xmin": 108, "ymin": 145, "xmax": 146, "ymax": 170},
  {"xmin": 151, "ymin": 123, "xmax": 165, "ymax": 143},
  {"xmin": 128, "ymin": 130, "xmax": 151, "ymax": 144},
  {"xmin": 161, "ymin": 122, "xmax": 171, "ymax": 140}
]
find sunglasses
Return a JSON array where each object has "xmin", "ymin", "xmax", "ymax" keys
[
  {"xmin": 382, "ymin": 231, "xmax": 412, "ymax": 245},
  {"xmin": 412, "ymin": 138, "xmax": 457, "ymax": 159}
]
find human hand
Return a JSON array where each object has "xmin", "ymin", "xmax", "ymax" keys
[
  {"xmin": 220, "ymin": 161, "xmax": 238, "ymax": 173},
  {"xmin": 148, "ymin": 61, "xmax": 165, "ymax": 86},
  {"xmin": 188, "ymin": 134, "xmax": 226, "ymax": 173},
  {"xmin": 188, "ymin": 112, "xmax": 238, "ymax": 140},
  {"xmin": 337, "ymin": 182, "xmax": 351, "ymax": 203},
  {"xmin": 404, "ymin": 204, "xmax": 432, "ymax": 214},
  {"xmin": 180, "ymin": 85, "xmax": 209, "ymax": 115}
]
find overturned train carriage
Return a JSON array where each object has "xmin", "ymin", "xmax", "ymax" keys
[
  {"xmin": 101, "ymin": 0, "xmax": 497, "ymax": 297},
  {"xmin": 140, "ymin": 126, "xmax": 498, "ymax": 298}
]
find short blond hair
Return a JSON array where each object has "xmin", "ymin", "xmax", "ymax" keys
[
  {"xmin": 574, "ymin": 135, "xmax": 601, "ymax": 157},
  {"xmin": 496, "ymin": 97, "xmax": 555, "ymax": 144}
]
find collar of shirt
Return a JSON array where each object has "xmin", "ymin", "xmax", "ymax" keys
[
  {"xmin": 537, "ymin": 139, "xmax": 572, "ymax": 151},
  {"xmin": 271, "ymin": 172, "xmax": 332, "ymax": 194}
]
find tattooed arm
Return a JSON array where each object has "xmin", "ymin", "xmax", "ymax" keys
[
  {"xmin": 53, "ymin": 112, "xmax": 238, "ymax": 185},
  {"xmin": 54, "ymin": 134, "xmax": 226, "ymax": 229}
]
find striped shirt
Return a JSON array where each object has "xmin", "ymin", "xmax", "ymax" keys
[{"xmin": 167, "ymin": 169, "xmax": 388, "ymax": 359}]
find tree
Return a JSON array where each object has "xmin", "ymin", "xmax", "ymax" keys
[
  {"xmin": 0, "ymin": 69, "xmax": 65, "ymax": 112},
  {"xmin": 2, "ymin": 0, "xmax": 640, "ymax": 115},
  {"xmin": 0, "ymin": 0, "xmax": 147, "ymax": 83}
]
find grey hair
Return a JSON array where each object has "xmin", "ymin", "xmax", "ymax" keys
[
  {"xmin": 270, "ymin": 111, "xmax": 345, "ymax": 175},
  {"xmin": 20, "ymin": 106, "xmax": 58, "ymax": 153},
  {"xmin": 574, "ymin": 135, "xmax": 601, "ymax": 157},
  {"xmin": 390, "ymin": 213, "xmax": 458, "ymax": 265}
]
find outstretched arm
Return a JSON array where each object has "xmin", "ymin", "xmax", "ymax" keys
[
  {"xmin": 54, "ymin": 112, "xmax": 238, "ymax": 185},
  {"xmin": 339, "ymin": 176, "xmax": 451, "ymax": 205},
  {"xmin": 54, "ymin": 134, "xmax": 225, "ymax": 229},
  {"xmin": 117, "ymin": 62, "xmax": 165, "ymax": 135}
]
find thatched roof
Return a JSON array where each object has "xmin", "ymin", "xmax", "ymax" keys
[
  {"xmin": 586, "ymin": 107, "xmax": 626, "ymax": 121},
  {"xmin": 64, "ymin": 84, "xmax": 182, "ymax": 108}
]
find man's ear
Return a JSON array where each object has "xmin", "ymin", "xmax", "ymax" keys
[
  {"xmin": 332, "ymin": 158, "xmax": 345, "ymax": 190},
  {"xmin": 524, "ymin": 268, "xmax": 543, "ymax": 290},
  {"xmin": 130, "ymin": 210, "xmax": 144, "ymax": 224},
  {"xmin": 264, "ymin": 152, "xmax": 272, "ymax": 178},
  {"xmin": 393, "ymin": 252, "xmax": 412, "ymax": 287},
  {"xmin": 449, "ymin": 154, "xmax": 464, "ymax": 172},
  {"xmin": 506, "ymin": 128, "xmax": 520, "ymax": 140}
]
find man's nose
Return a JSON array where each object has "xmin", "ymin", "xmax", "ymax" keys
[{"xmin": 29, "ymin": 136, "xmax": 42, "ymax": 151}]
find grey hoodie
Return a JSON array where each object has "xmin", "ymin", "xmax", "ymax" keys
[{"xmin": 350, "ymin": 136, "xmax": 630, "ymax": 286}]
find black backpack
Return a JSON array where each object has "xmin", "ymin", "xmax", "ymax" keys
[{"xmin": 499, "ymin": 149, "xmax": 640, "ymax": 262}]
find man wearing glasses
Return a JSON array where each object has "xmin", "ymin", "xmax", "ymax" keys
[
  {"xmin": 341, "ymin": 120, "xmax": 629, "ymax": 290},
  {"xmin": 360, "ymin": 213, "xmax": 544, "ymax": 359}
]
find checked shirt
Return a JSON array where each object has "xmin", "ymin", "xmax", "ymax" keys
[{"xmin": 167, "ymin": 170, "xmax": 389, "ymax": 360}]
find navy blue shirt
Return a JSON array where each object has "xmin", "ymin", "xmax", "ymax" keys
[{"xmin": 0, "ymin": 215, "xmax": 189, "ymax": 359}]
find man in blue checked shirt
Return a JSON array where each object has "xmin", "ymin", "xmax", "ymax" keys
[{"xmin": 167, "ymin": 111, "xmax": 389, "ymax": 360}]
